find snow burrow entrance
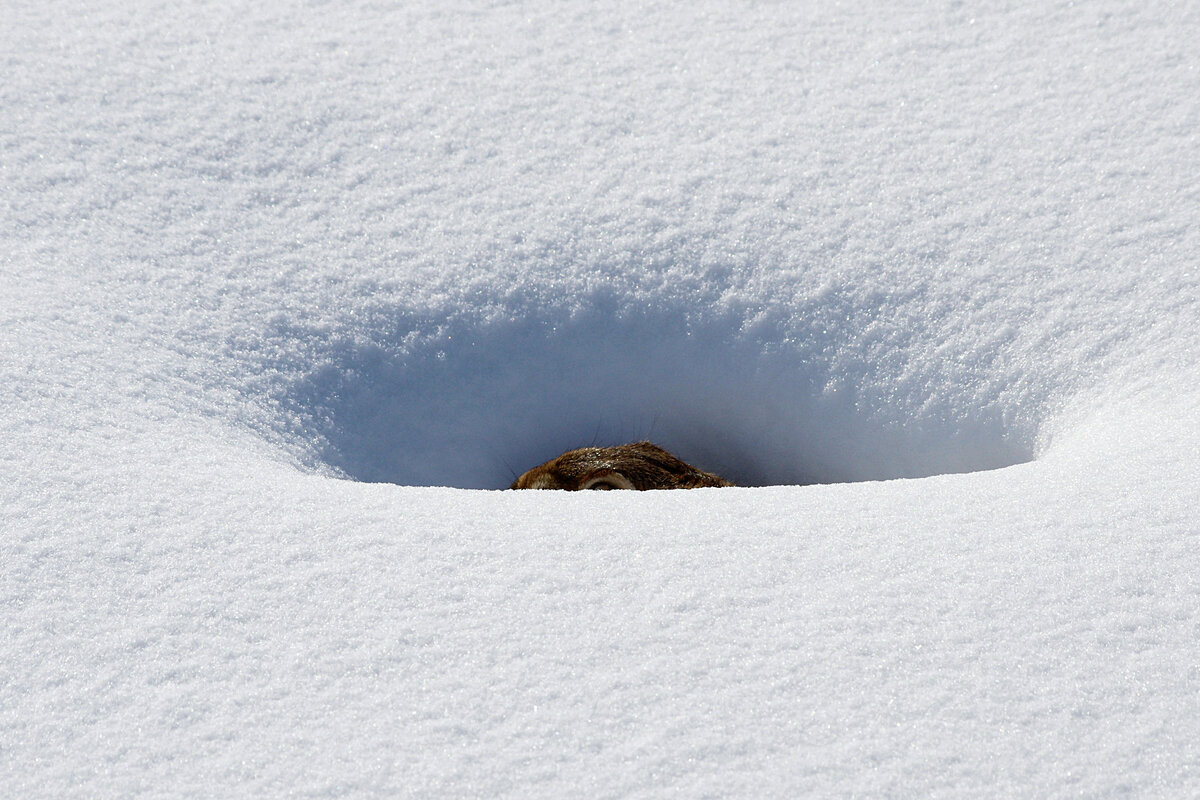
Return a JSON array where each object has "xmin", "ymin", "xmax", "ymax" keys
[{"xmin": 287, "ymin": 310, "xmax": 1033, "ymax": 488}]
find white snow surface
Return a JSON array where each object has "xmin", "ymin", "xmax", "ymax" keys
[{"xmin": 4, "ymin": 1, "xmax": 1200, "ymax": 796}]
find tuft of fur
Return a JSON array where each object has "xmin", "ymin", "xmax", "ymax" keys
[{"xmin": 510, "ymin": 441, "xmax": 734, "ymax": 490}]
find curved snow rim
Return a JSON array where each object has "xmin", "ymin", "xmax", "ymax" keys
[{"xmin": 284, "ymin": 308, "xmax": 1035, "ymax": 489}]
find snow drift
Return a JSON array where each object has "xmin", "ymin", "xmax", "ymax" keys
[{"xmin": 4, "ymin": 1, "xmax": 1200, "ymax": 797}]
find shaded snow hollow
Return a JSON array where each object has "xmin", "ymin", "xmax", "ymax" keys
[
  {"xmin": 4, "ymin": 1, "xmax": 1200, "ymax": 797},
  {"xmin": 289, "ymin": 304, "xmax": 1034, "ymax": 488}
]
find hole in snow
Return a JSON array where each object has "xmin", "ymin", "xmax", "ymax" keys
[{"xmin": 284, "ymin": 309, "xmax": 1033, "ymax": 488}]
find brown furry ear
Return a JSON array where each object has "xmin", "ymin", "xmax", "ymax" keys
[{"xmin": 579, "ymin": 470, "xmax": 636, "ymax": 491}]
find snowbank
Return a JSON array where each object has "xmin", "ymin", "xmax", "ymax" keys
[{"xmin": 4, "ymin": 1, "xmax": 1199, "ymax": 796}]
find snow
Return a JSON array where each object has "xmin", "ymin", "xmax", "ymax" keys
[{"xmin": 3, "ymin": 1, "xmax": 1199, "ymax": 796}]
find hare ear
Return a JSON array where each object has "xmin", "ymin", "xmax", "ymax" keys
[{"xmin": 580, "ymin": 470, "xmax": 636, "ymax": 491}]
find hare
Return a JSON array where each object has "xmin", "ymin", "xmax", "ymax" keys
[{"xmin": 510, "ymin": 441, "xmax": 734, "ymax": 490}]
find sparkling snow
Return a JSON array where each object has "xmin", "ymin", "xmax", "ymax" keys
[{"xmin": 3, "ymin": 1, "xmax": 1199, "ymax": 796}]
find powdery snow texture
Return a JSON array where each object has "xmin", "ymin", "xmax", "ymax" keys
[{"xmin": 3, "ymin": 1, "xmax": 1199, "ymax": 797}]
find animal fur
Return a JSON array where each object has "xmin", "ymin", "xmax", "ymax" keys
[{"xmin": 510, "ymin": 441, "xmax": 734, "ymax": 490}]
